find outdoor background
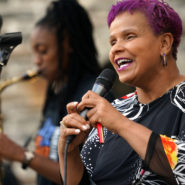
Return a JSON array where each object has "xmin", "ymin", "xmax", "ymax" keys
[{"xmin": 0, "ymin": 0, "xmax": 184, "ymax": 184}]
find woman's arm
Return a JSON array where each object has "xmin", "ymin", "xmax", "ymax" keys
[
  {"xmin": 143, "ymin": 133, "xmax": 184, "ymax": 185},
  {"xmin": 0, "ymin": 133, "xmax": 61, "ymax": 184},
  {"xmin": 58, "ymin": 142, "xmax": 85, "ymax": 185},
  {"xmin": 77, "ymin": 91, "xmax": 182, "ymax": 183},
  {"xmin": 58, "ymin": 101, "xmax": 91, "ymax": 185}
]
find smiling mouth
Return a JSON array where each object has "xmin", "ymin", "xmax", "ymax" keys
[{"xmin": 115, "ymin": 58, "xmax": 133, "ymax": 70}]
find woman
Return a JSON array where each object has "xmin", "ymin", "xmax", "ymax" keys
[
  {"xmin": 31, "ymin": 0, "xmax": 104, "ymax": 184},
  {"xmin": 58, "ymin": 0, "xmax": 185, "ymax": 184},
  {"xmin": 0, "ymin": 0, "xmax": 108, "ymax": 185}
]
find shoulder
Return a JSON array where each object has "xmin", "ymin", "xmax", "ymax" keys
[
  {"xmin": 112, "ymin": 91, "xmax": 137, "ymax": 109},
  {"xmin": 171, "ymin": 81, "xmax": 185, "ymax": 112}
]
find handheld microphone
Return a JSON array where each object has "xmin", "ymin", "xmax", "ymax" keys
[{"xmin": 66, "ymin": 68, "xmax": 116, "ymax": 144}]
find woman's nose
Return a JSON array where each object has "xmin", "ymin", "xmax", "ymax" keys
[
  {"xmin": 111, "ymin": 41, "xmax": 125, "ymax": 56},
  {"xmin": 33, "ymin": 54, "xmax": 42, "ymax": 66}
]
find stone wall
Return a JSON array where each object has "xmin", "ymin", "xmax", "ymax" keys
[{"xmin": 0, "ymin": 0, "xmax": 185, "ymax": 184}]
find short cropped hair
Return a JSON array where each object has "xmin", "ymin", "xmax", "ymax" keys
[{"xmin": 107, "ymin": 0, "xmax": 183, "ymax": 60}]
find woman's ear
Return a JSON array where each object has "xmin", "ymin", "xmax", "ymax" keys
[{"xmin": 160, "ymin": 32, "xmax": 174, "ymax": 56}]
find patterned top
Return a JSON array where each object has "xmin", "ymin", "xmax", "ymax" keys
[{"xmin": 81, "ymin": 81, "xmax": 185, "ymax": 185}]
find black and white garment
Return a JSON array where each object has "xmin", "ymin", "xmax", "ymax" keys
[{"xmin": 80, "ymin": 81, "xmax": 185, "ymax": 185}]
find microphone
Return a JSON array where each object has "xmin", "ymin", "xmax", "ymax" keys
[
  {"xmin": 0, "ymin": 32, "xmax": 22, "ymax": 67},
  {"xmin": 0, "ymin": 32, "xmax": 22, "ymax": 48},
  {"xmin": 66, "ymin": 68, "xmax": 116, "ymax": 144}
]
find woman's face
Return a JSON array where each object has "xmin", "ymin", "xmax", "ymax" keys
[
  {"xmin": 109, "ymin": 11, "xmax": 163, "ymax": 87},
  {"xmin": 31, "ymin": 26, "xmax": 59, "ymax": 82}
]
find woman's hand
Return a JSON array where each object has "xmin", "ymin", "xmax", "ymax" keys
[
  {"xmin": 58, "ymin": 102, "xmax": 91, "ymax": 155},
  {"xmin": 77, "ymin": 91, "xmax": 152, "ymax": 160},
  {"xmin": 77, "ymin": 91, "xmax": 128, "ymax": 134}
]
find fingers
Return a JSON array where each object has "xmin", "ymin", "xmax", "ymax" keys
[
  {"xmin": 62, "ymin": 113, "xmax": 89, "ymax": 129},
  {"xmin": 66, "ymin": 101, "xmax": 79, "ymax": 114},
  {"xmin": 78, "ymin": 91, "xmax": 99, "ymax": 112},
  {"xmin": 81, "ymin": 90, "xmax": 97, "ymax": 101},
  {"xmin": 60, "ymin": 113, "xmax": 90, "ymax": 137},
  {"xmin": 85, "ymin": 108, "xmax": 100, "ymax": 127},
  {"xmin": 61, "ymin": 91, "xmax": 104, "ymax": 138},
  {"xmin": 60, "ymin": 126, "xmax": 81, "ymax": 138}
]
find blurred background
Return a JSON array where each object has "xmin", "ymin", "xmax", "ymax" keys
[{"xmin": 0, "ymin": 0, "xmax": 184, "ymax": 184}]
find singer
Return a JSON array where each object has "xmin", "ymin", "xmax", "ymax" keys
[{"xmin": 58, "ymin": 0, "xmax": 185, "ymax": 184}]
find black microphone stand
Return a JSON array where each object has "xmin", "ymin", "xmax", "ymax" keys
[{"xmin": 0, "ymin": 32, "xmax": 22, "ymax": 185}]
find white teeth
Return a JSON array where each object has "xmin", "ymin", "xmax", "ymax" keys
[
  {"xmin": 120, "ymin": 64, "xmax": 128, "ymax": 68},
  {"xmin": 117, "ymin": 59, "xmax": 131, "ymax": 65}
]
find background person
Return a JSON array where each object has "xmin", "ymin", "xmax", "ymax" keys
[
  {"xmin": 0, "ymin": 13, "xmax": 21, "ymax": 185},
  {"xmin": 0, "ymin": 0, "xmax": 114, "ymax": 185},
  {"xmin": 58, "ymin": 0, "xmax": 185, "ymax": 184}
]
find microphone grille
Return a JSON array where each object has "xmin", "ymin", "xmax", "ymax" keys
[{"xmin": 96, "ymin": 68, "xmax": 117, "ymax": 90}]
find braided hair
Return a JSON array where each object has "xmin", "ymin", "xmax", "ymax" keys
[
  {"xmin": 36, "ymin": 0, "xmax": 100, "ymax": 75},
  {"xmin": 35, "ymin": 0, "xmax": 101, "ymax": 120}
]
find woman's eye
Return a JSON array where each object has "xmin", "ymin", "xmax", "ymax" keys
[
  {"xmin": 37, "ymin": 47, "xmax": 47, "ymax": 55},
  {"xmin": 126, "ymin": 34, "xmax": 135, "ymax": 40},
  {"xmin": 36, "ymin": 45, "xmax": 48, "ymax": 55},
  {"xmin": 110, "ymin": 40, "xmax": 116, "ymax": 46},
  {"xmin": 39, "ymin": 50, "xmax": 47, "ymax": 55}
]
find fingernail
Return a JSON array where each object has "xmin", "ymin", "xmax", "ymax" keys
[
  {"xmin": 82, "ymin": 125, "xmax": 90, "ymax": 130},
  {"xmin": 73, "ymin": 102, "xmax": 78, "ymax": 106},
  {"xmin": 75, "ymin": 129, "xmax": 80, "ymax": 134}
]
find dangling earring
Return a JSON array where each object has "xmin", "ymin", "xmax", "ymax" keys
[{"xmin": 162, "ymin": 53, "xmax": 167, "ymax": 66}]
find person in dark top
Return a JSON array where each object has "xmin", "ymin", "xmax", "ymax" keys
[
  {"xmin": 0, "ymin": 14, "xmax": 22, "ymax": 185},
  {"xmin": 0, "ymin": 0, "xmax": 115, "ymax": 185},
  {"xmin": 58, "ymin": 0, "xmax": 185, "ymax": 184}
]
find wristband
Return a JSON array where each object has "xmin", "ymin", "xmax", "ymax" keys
[{"xmin": 22, "ymin": 150, "xmax": 34, "ymax": 169}]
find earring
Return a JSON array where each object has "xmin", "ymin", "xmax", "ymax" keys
[{"xmin": 162, "ymin": 53, "xmax": 167, "ymax": 66}]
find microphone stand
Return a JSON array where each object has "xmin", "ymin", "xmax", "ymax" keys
[
  {"xmin": 0, "ymin": 62, "xmax": 5, "ymax": 185},
  {"xmin": 0, "ymin": 64, "xmax": 5, "ymax": 185}
]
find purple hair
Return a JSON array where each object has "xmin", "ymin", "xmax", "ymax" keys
[{"xmin": 107, "ymin": 0, "xmax": 182, "ymax": 60}]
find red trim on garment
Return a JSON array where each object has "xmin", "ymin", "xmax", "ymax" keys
[
  {"xmin": 97, "ymin": 123, "xmax": 104, "ymax": 144},
  {"xmin": 121, "ymin": 91, "xmax": 137, "ymax": 99}
]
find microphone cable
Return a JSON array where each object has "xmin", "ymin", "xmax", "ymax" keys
[{"xmin": 63, "ymin": 139, "xmax": 70, "ymax": 185}]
